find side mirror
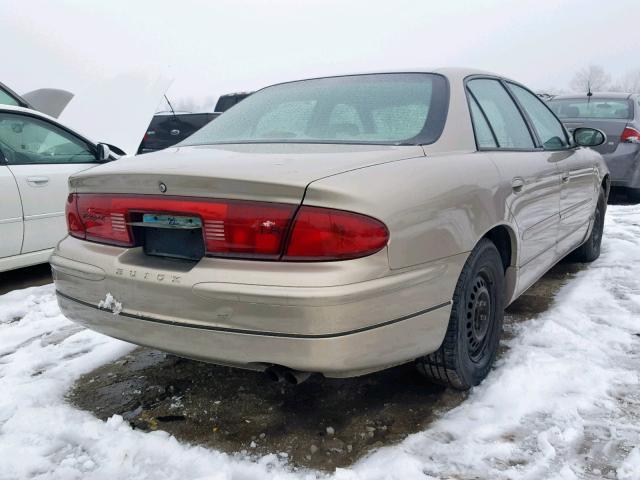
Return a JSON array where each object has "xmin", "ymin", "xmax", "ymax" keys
[
  {"xmin": 96, "ymin": 143, "xmax": 111, "ymax": 162},
  {"xmin": 573, "ymin": 127, "xmax": 606, "ymax": 148}
]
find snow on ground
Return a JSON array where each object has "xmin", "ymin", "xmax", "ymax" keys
[{"xmin": 1, "ymin": 205, "xmax": 639, "ymax": 480}]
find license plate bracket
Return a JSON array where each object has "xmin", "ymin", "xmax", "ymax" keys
[{"xmin": 141, "ymin": 215, "xmax": 205, "ymax": 261}]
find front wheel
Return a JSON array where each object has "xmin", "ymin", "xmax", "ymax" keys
[
  {"xmin": 570, "ymin": 187, "xmax": 606, "ymax": 263},
  {"xmin": 416, "ymin": 238, "xmax": 505, "ymax": 390}
]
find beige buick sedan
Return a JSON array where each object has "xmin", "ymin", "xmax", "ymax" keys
[{"xmin": 52, "ymin": 68, "xmax": 609, "ymax": 389}]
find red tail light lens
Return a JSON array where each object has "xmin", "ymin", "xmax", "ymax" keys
[
  {"xmin": 621, "ymin": 126, "xmax": 640, "ymax": 143},
  {"xmin": 66, "ymin": 193, "xmax": 134, "ymax": 246},
  {"xmin": 65, "ymin": 194, "xmax": 295, "ymax": 258},
  {"xmin": 202, "ymin": 201, "xmax": 295, "ymax": 258},
  {"xmin": 283, "ymin": 206, "xmax": 389, "ymax": 261},
  {"xmin": 65, "ymin": 194, "xmax": 389, "ymax": 261},
  {"xmin": 65, "ymin": 194, "xmax": 85, "ymax": 239}
]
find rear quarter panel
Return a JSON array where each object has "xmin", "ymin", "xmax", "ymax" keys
[{"xmin": 303, "ymin": 151, "xmax": 515, "ymax": 271}]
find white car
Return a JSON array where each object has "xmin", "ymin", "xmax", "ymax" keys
[
  {"xmin": 0, "ymin": 105, "xmax": 113, "ymax": 272},
  {"xmin": 0, "ymin": 74, "xmax": 172, "ymax": 272}
]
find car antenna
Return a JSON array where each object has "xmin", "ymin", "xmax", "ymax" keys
[
  {"xmin": 587, "ymin": 81, "xmax": 593, "ymax": 103},
  {"xmin": 164, "ymin": 94, "xmax": 178, "ymax": 120}
]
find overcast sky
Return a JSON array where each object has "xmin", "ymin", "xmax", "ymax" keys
[{"xmin": 2, "ymin": 0, "xmax": 638, "ymax": 110}]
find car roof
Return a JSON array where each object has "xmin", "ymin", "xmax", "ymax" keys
[
  {"xmin": 261, "ymin": 67, "xmax": 509, "ymax": 90},
  {"xmin": 0, "ymin": 104, "xmax": 60, "ymax": 121},
  {"xmin": 550, "ymin": 92, "xmax": 633, "ymax": 100}
]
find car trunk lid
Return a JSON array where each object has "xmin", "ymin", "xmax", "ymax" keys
[
  {"xmin": 70, "ymin": 143, "xmax": 424, "ymax": 204},
  {"xmin": 68, "ymin": 143, "xmax": 420, "ymax": 264}
]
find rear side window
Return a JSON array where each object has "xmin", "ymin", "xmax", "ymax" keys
[
  {"xmin": 548, "ymin": 98, "xmax": 633, "ymax": 119},
  {"xmin": 467, "ymin": 79, "xmax": 534, "ymax": 149},
  {"xmin": 468, "ymin": 97, "xmax": 497, "ymax": 148},
  {"xmin": 508, "ymin": 83, "xmax": 569, "ymax": 150}
]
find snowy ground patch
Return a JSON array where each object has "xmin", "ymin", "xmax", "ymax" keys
[{"xmin": 1, "ymin": 205, "xmax": 639, "ymax": 479}]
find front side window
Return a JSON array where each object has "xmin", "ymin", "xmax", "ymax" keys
[
  {"xmin": 181, "ymin": 73, "xmax": 449, "ymax": 146},
  {"xmin": 467, "ymin": 79, "xmax": 534, "ymax": 149},
  {"xmin": 0, "ymin": 88, "xmax": 20, "ymax": 106},
  {"xmin": 548, "ymin": 98, "xmax": 633, "ymax": 120},
  {"xmin": 0, "ymin": 113, "xmax": 96, "ymax": 165},
  {"xmin": 508, "ymin": 83, "xmax": 569, "ymax": 150}
]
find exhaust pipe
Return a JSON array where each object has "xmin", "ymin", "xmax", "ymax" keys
[{"xmin": 265, "ymin": 366, "xmax": 311, "ymax": 385}]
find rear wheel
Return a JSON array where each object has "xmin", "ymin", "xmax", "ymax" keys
[
  {"xmin": 571, "ymin": 187, "xmax": 606, "ymax": 263},
  {"xmin": 416, "ymin": 238, "xmax": 505, "ymax": 390}
]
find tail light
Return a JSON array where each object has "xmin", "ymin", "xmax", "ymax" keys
[
  {"xmin": 66, "ymin": 194, "xmax": 84, "ymax": 240},
  {"xmin": 65, "ymin": 194, "xmax": 389, "ymax": 261},
  {"xmin": 621, "ymin": 126, "xmax": 640, "ymax": 143},
  {"xmin": 283, "ymin": 206, "xmax": 389, "ymax": 260}
]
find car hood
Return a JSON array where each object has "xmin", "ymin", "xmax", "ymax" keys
[
  {"xmin": 57, "ymin": 72, "xmax": 172, "ymax": 155},
  {"xmin": 70, "ymin": 143, "xmax": 425, "ymax": 204},
  {"xmin": 21, "ymin": 88, "xmax": 74, "ymax": 118}
]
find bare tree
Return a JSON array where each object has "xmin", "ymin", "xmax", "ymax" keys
[
  {"xmin": 569, "ymin": 65, "xmax": 611, "ymax": 93},
  {"xmin": 611, "ymin": 69, "xmax": 640, "ymax": 93}
]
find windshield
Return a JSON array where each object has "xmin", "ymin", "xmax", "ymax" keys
[
  {"xmin": 0, "ymin": 87, "xmax": 20, "ymax": 106},
  {"xmin": 548, "ymin": 98, "xmax": 633, "ymax": 119},
  {"xmin": 181, "ymin": 73, "xmax": 449, "ymax": 146}
]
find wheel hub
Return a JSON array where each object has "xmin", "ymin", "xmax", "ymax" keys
[{"xmin": 465, "ymin": 275, "xmax": 492, "ymax": 361}]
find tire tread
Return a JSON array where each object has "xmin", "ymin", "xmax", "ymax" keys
[{"xmin": 417, "ymin": 238, "xmax": 503, "ymax": 390}]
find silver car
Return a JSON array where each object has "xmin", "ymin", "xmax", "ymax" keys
[
  {"xmin": 52, "ymin": 68, "xmax": 609, "ymax": 389},
  {"xmin": 548, "ymin": 93, "xmax": 640, "ymax": 201}
]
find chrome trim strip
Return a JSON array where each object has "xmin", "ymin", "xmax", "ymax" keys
[
  {"xmin": 0, "ymin": 216, "xmax": 22, "ymax": 225},
  {"xmin": 24, "ymin": 211, "xmax": 64, "ymax": 221}
]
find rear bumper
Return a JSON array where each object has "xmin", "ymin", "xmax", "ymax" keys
[
  {"xmin": 51, "ymin": 236, "xmax": 464, "ymax": 376},
  {"xmin": 603, "ymin": 144, "xmax": 640, "ymax": 188},
  {"xmin": 56, "ymin": 291, "xmax": 451, "ymax": 377}
]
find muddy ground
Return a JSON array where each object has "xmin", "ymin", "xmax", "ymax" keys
[{"xmin": 65, "ymin": 261, "xmax": 585, "ymax": 471}]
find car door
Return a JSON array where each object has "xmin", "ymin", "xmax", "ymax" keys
[
  {"xmin": 0, "ymin": 111, "xmax": 100, "ymax": 254},
  {"xmin": 0, "ymin": 161, "xmax": 23, "ymax": 260},
  {"xmin": 506, "ymin": 82, "xmax": 596, "ymax": 254},
  {"xmin": 466, "ymin": 78, "xmax": 562, "ymax": 280}
]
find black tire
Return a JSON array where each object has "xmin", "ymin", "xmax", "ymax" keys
[
  {"xmin": 571, "ymin": 187, "xmax": 606, "ymax": 263},
  {"xmin": 417, "ymin": 238, "xmax": 505, "ymax": 390}
]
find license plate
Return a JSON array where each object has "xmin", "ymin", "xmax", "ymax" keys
[{"xmin": 142, "ymin": 214, "xmax": 202, "ymax": 229}]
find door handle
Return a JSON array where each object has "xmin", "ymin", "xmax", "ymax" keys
[
  {"xmin": 511, "ymin": 177, "xmax": 525, "ymax": 193},
  {"xmin": 26, "ymin": 176, "xmax": 49, "ymax": 186},
  {"xmin": 561, "ymin": 172, "xmax": 570, "ymax": 184}
]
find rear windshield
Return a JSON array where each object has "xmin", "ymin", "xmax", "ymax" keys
[
  {"xmin": 180, "ymin": 73, "xmax": 448, "ymax": 146},
  {"xmin": 548, "ymin": 98, "xmax": 633, "ymax": 119}
]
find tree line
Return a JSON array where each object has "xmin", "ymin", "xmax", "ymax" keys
[{"xmin": 569, "ymin": 65, "xmax": 640, "ymax": 94}]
